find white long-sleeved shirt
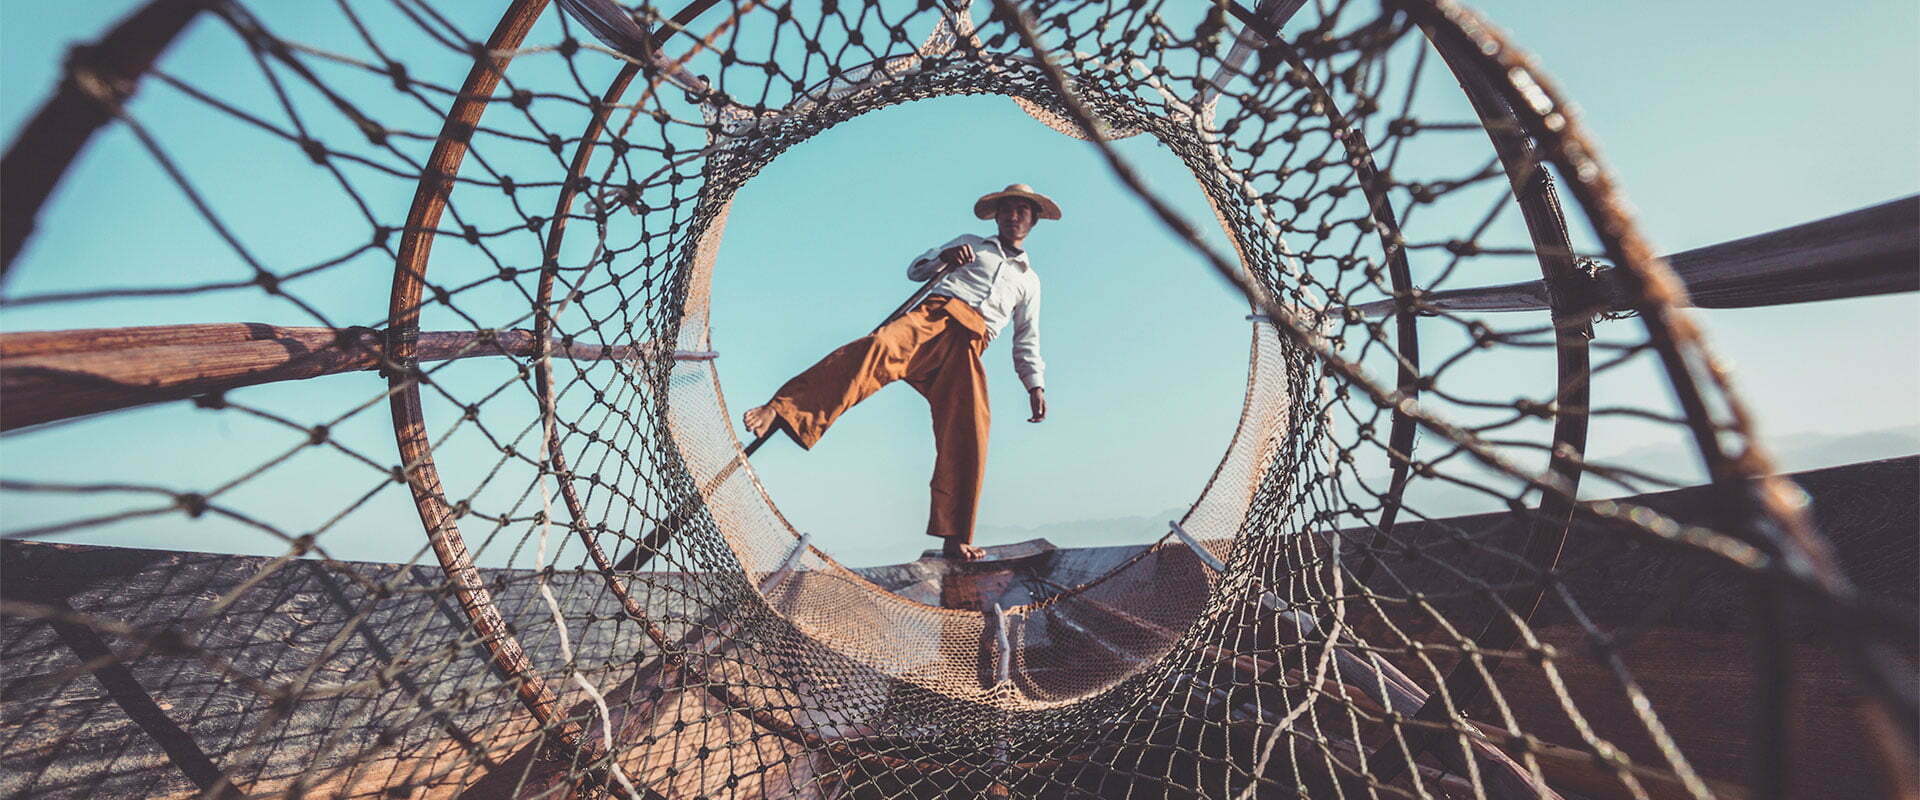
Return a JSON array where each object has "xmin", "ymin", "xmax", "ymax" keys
[{"xmin": 907, "ymin": 233, "xmax": 1045, "ymax": 391}]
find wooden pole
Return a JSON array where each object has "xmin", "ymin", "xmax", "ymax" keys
[{"xmin": 0, "ymin": 322, "xmax": 711, "ymax": 430}]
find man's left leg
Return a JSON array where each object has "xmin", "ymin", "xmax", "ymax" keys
[
  {"xmin": 744, "ymin": 300, "xmax": 949, "ymax": 447},
  {"xmin": 907, "ymin": 325, "xmax": 991, "ymax": 559}
]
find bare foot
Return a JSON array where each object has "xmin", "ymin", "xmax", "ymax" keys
[
  {"xmin": 743, "ymin": 404, "xmax": 777, "ymax": 438},
  {"xmin": 942, "ymin": 540, "xmax": 986, "ymax": 561}
]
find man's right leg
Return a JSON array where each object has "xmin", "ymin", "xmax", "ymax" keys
[{"xmin": 745, "ymin": 299, "xmax": 949, "ymax": 448}]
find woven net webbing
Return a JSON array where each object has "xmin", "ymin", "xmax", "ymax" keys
[{"xmin": 1, "ymin": 1, "xmax": 1913, "ymax": 798}]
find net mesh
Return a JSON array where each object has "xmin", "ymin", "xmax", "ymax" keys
[{"xmin": 2, "ymin": 0, "xmax": 1913, "ymax": 798}]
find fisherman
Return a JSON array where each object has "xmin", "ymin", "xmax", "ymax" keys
[{"xmin": 743, "ymin": 184, "xmax": 1058, "ymax": 561}]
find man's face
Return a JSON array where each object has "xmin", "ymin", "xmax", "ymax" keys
[{"xmin": 995, "ymin": 198, "xmax": 1038, "ymax": 241}]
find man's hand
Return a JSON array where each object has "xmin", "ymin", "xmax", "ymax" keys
[
  {"xmin": 1027, "ymin": 387, "xmax": 1047, "ymax": 423},
  {"xmin": 940, "ymin": 244, "xmax": 975, "ymax": 268}
]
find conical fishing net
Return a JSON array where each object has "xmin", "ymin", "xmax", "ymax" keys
[{"xmin": 1, "ymin": 1, "xmax": 1912, "ymax": 798}]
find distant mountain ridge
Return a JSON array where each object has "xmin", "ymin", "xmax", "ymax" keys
[{"xmin": 974, "ymin": 506, "xmax": 1189, "ymax": 552}]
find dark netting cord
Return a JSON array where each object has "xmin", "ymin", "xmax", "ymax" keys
[{"xmin": 0, "ymin": 1, "xmax": 1912, "ymax": 799}]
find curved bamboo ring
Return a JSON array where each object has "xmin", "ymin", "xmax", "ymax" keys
[{"xmin": 381, "ymin": 0, "xmax": 585, "ymax": 751}]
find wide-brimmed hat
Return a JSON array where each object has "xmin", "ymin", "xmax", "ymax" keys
[{"xmin": 973, "ymin": 184, "xmax": 1062, "ymax": 221}]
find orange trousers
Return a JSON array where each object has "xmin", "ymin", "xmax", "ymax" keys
[{"xmin": 765, "ymin": 296, "xmax": 990, "ymax": 544}]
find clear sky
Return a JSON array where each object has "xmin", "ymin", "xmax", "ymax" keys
[{"xmin": 2, "ymin": 1, "xmax": 1915, "ymax": 568}]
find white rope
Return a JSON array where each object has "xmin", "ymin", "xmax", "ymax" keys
[{"xmin": 534, "ymin": 291, "xmax": 642, "ymax": 799}]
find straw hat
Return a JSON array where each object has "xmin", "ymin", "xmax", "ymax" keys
[{"xmin": 973, "ymin": 184, "xmax": 1062, "ymax": 221}]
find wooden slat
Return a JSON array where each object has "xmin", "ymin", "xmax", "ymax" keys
[
  {"xmin": 761, "ymin": 533, "xmax": 813, "ymax": 595},
  {"xmin": 1167, "ymin": 519, "xmax": 1228, "ymax": 572},
  {"xmin": 990, "ymin": 603, "xmax": 1013, "ymax": 688}
]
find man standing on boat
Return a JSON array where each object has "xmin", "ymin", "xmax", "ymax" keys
[{"xmin": 743, "ymin": 184, "xmax": 1058, "ymax": 561}]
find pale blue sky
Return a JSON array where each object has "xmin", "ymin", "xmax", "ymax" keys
[{"xmin": 2, "ymin": 1, "xmax": 1914, "ymax": 568}]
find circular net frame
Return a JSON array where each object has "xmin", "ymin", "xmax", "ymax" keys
[{"xmin": 1, "ymin": 0, "xmax": 1912, "ymax": 798}]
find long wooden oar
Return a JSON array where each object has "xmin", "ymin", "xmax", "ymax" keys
[{"xmin": 611, "ymin": 256, "xmax": 965, "ymax": 571}]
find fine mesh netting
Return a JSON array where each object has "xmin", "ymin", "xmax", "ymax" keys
[{"xmin": 1, "ymin": 1, "xmax": 1913, "ymax": 799}]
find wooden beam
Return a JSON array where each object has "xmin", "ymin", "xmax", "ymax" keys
[
  {"xmin": 0, "ymin": 322, "xmax": 713, "ymax": 430},
  {"xmin": 1348, "ymin": 195, "xmax": 1919, "ymax": 317}
]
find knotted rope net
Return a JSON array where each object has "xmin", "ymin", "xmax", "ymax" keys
[{"xmin": 1, "ymin": 0, "xmax": 1912, "ymax": 798}]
